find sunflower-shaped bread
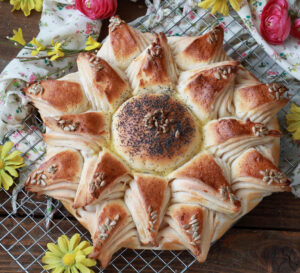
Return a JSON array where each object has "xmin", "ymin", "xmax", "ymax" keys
[{"xmin": 24, "ymin": 16, "xmax": 291, "ymax": 268}]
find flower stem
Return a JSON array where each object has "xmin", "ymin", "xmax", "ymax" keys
[
  {"xmin": 16, "ymin": 51, "xmax": 86, "ymax": 62},
  {"xmin": 35, "ymin": 62, "xmax": 74, "ymax": 81}
]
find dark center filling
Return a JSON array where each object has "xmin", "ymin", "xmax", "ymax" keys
[{"xmin": 113, "ymin": 94, "xmax": 197, "ymax": 164}]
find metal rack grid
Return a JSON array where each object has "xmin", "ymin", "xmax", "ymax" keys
[{"xmin": 0, "ymin": 1, "xmax": 299, "ymax": 272}]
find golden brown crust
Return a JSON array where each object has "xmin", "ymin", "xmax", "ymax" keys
[
  {"xmin": 109, "ymin": 18, "xmax": 139, "ymax": 63},
  {"xmin": 89, "ymin": 152, "xmax": 129, "ymax": 199},
  {"xmin": 97, "ymin": 203, "xmax": 127, "ymax": 230},
  {"xmin": 210, "ymin": 119, "xmax": 252, "ymax": 144},
  {"xmin": 25, "ymin": 149, "xmax": 82, "ymax": 187},
  {"xmin": 171, "ymin": 207, "xmax": 204, "ymax": 253},
  {"xmin": 73, "ymin": 151, "xmax": 130, "ymax": 209},
  {"xmin": 167, "ymin": 204, "xmax": 215, "ymax": 261},
  {"xmin": 77, "ymin": 53, "xmax": 129, "ymax": 106},
  {"xmin": 178, "ymin": 61, "xmax": 239, "ymax": 120},
  {"xmin": 127, "ymin": 32, "xmax": 178, "ymax": 94},
  {"xmin": 185, "ymin": 62, "xmax": 238, "ymax": 113},
  {"xmin": 235, "ymin": 149, "xmax": 289, "ymax": 184},
  {"xmin": 137, "ymin": 34, "xmax": 170, "ymax": 88},
  {"xmin": 44, "ymin": 112, "xmax": 107, "ymax": 136},
  {"xmin": 238, "ymin": 149, "xmax": 278, "ymax": 179},
  {"xmin": 89, "ymin": 199, "xmax": 138, "ymax": 268},
  {"xmin": 234, "ymin": 83, "xmax": 289, "ymax": 124},
  {"xmin": 170, "ymin": 26, "xmax": 229, "ymax": 70},
  {"xmin": 98, "ymin": 16, "xmax": 154, "ymax": 72},
  {"xmin": 125, "ymin": 174, "xmax": 170, "ymax": 246},
  {"xmin": 170, "ymin": 152, "xmax": 241, "ymax": 213},
  {"xmin": 171, "ymin": 153, "xmax": 228, "ymax": 191},
  {"xmin": 205, "ymin": 118, "xmax": 281, "ymax": 146},
  {"xmin": 24, "ymin": 80, "xmax": 89, "ymax": 114},
  {"xmin": 238, "ymin": 84, "xmax": 272, "ymax": 108},
  {"xmin": 112, "ymin": 94, "xmax": 200, "ymax": 172},
  {"xmin": 92, "ymin": 201, "xmax": 129, "ymax": 249},
  {"xmin": 183, "ymin": 26, "xmax": 224, "ymax": 64},
  {"xmin": 135, "ymin": 174, "xmax": 169, "ymax": 215},
  {"xmin": 236, "ymin": 83, "xmax": 289, "ymax": 112},
  {"xmin": 232, "ymin": 149, "xmax": 291, "ymax": 191},
  {"xmin": 42, "ymin": 111, "xmax": 109, "ymax": 152},
  {"xmin": 25, "ymin": 149, "xmax": 83, "ymax": 202}
]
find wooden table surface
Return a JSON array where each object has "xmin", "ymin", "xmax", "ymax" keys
[{"xmin": 1, "ymin": 1, "xmax": 300, "ymax": 272}]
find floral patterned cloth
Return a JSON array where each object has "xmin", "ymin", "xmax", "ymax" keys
[
  {"xmin": 0, "ymin": 0, "xmax": 101, "ymax": 143},
  {"xmin": 237, "ymin": 0, "xmax": 300, "ymax": 80}
]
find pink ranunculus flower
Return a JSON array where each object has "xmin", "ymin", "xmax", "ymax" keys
[
  {"xmin": 260, "ymin": 0, "xmax": 291, "ymax": 45},
  {"xmin": 291, "ymin": 18, "xmax": 300, "ymax": 40},
  {"xmin": 75, "ymin": 0, "xmax": 117, "ymax": 20}
]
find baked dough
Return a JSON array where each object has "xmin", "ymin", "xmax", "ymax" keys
[{"xmin": 24, "ymin": 16, "xmax": 291, "ymax": 268}]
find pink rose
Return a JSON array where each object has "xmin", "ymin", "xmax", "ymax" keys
[
  {"xmin": 260, "ymin": 0, "xmax": 291, "ymax": 45},
  {"xmin": 75, "ymin": 0, "xmax": 117, "ymax": 20},
  {"xmin": 290, "ymin": 18, "xmax": 300, "ymax": 40}
]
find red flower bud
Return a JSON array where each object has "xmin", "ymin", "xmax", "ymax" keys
[
  {"xmin": 260, "ymin": 0, "xmax": 291, "ymax": 45},
  {"xmin": 76, "ymin": 0, "xmax": 117, "ymax": 20}
]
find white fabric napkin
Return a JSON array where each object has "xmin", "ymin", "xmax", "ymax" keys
[{"xmin": 0, "ymin": 0, "xmax": 101, "ymax": 142}]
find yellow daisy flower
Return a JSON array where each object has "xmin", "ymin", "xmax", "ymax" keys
[
  {"xmin": 286, "ymin": 103, "xmax": 300, "ymax": 140},
  {"xmin": 198, "ymin": 0, "xmax": 241, "ymax": 16},
  {"xmin": 9, "ymin": 28, "xmax": 26, "ymax": 46},
  {"xmin": 10, "ymin": 0, "xmax": 43, "ymax": 16},
  {"xmin": 47, "ymin": 39, "xmax": 65, "ymax": 61},
  {"xmin": 30, "ymin": 37, "xmax": 46, "ymax": 56},
  {"xmin": 33, "ymin": 0, "xmax": 43, "ymax": 12},
  {"xmin": 42, "ymin": 234, "xmax": 97, "ymax": 273},
  {"xmin": 0, "ymin": 142, "xmax": 25, "ymax": 191},
  {"xmin": 84, "ymin": 36, "xmax": 102, "ymax": 51}
]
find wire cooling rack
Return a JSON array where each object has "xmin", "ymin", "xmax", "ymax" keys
[{"xmin": 1, "ymin": 1, "xmax": 299, "ymax": 272}]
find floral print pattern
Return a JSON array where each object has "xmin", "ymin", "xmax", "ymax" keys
[
  {"xmin": 237, "ymin": 0, "xmax": 300, "ymax": 80},
  {"xmin": 0, "ymin": 0, "xmax": 101, "ymax": 143}
]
